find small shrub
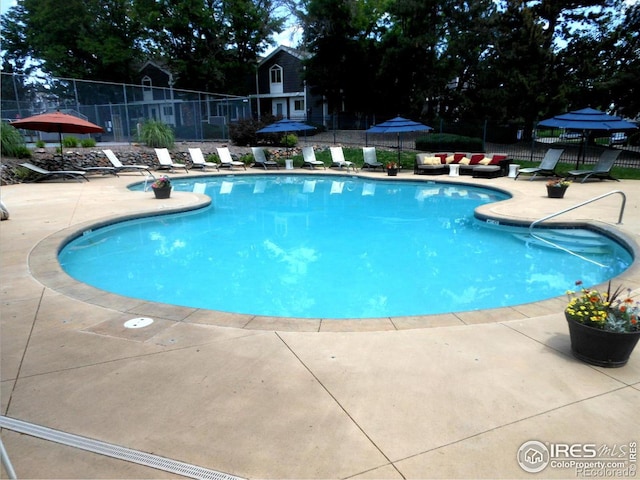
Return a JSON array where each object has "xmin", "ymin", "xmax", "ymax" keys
[
  {"xmin": 1, "ymin": 122, "xmax": 28, "ymax": 157},
  {"xmin": 281, "ymin": 133, "xmax": 298, "ymax": 147},
  {"xmin": 35, "ymin": 139, "xmax": 46, "ymax": 148},
  {"xmin": 239, "ymin": 153, "xmax": 253, "ymax": 165},
  {"xmin": 416, "ymin": 133, "xmax": 483, "ymax": 152},
  {"xmin": 229, "ymin": 118, "xmax": 262, "ymax": 146},
  {"xmin": 81, "ymin": 138, "xmax": 97, "ymax": 148},
  {"xmin": 62, "ymin": 136, "xmax": 79, "ymax": 147},
  {"xmin": 138, "ymin": 120, "xmax": 175, "ymax": 148}
]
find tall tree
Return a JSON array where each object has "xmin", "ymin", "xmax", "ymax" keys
[
  {"xmin": 299, "ymin": 0, "xmax": 387, "ymax": 118},
  {"xmin": 1, "ymin": 0, "xmax": 144, "ymax": 83},
  {"xmin": 134, "ymin": 0, "xmax": 284, "ymax": 93}
]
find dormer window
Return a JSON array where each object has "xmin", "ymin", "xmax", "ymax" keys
[
  {"xmin": 269, "ymin": 65, "xmax": 283, "ymax": 94},
  {"xmin": 142, "ymin": 76, "xmax": 152, "ymax": 91},
  {"xmin": 270, "ymin": 65, "xmax": 282, "ymax": 84}
]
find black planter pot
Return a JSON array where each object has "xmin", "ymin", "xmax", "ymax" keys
[
  {"xmin": 566, "ymin": 313, "xmax": 640, "ymax": 367},
  {"xmin": 547, "ymin": 186, "xmax": 567, "ymax": 198},
  {"xmin": 387, "ymin": 168, "xmax": 398, "ymax": 176},
  {"xmin": 153, "ymin": 186, "xmax": 171, "ymax": 199}
]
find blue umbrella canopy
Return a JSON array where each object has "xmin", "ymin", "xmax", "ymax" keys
[
  {"xmin": 366, "ymin": 116, "xmax": 433, "ymax": 134},
  {"xmin": 367, "ymin": 116, "xmax": 433, "ymax": 163},
  {"xmin": 256, "ymin": 118, "xmax": 316, "ymax": 134},
  {"xmin": 538, "ymin": 108, "xmax": 637, "ymax": 168},
  {"xmin": 538, "ymin": 108, "xmax": 637, "ymax": 131}
]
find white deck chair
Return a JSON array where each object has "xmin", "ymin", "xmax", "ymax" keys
[
  {"xmin": 103, "ymin": 149, "xmax": 153, "ymax": 176},
  {"xmin": 302, "ymin": 147, "xmax": 325, "ymax": 169},
  {"xmin": 154, "ymin": 148, "xmax": 189, "ymax": 172},
  {"xmin": 19, "ymin": 162, "xmax": 88, "ymax": 182},
  {"xmin": 362, "ymin": 147, "xmax": 384, "ymax": 171},
  {"xmin": 329, "ymin": 146, "xmax": 356, "ymax": 172},
  {"xmin": 251, "ymin": 147, "xmax": 279, "ymax": 170},
  {"xmin": 188, "ymin": 148, "xmax": 219, "ymax": 170},
  {"xmin": 216, "ymin": 147, "xmax": 246, "ymax": 170}
]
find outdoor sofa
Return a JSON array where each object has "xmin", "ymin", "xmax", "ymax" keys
[{"xmin": 414, "ymin": 152, "xmax": 511, "ymax": 178}]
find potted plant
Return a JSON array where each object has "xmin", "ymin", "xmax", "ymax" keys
[
  {"xmin": 386, "ymin": 161, "xmax": 399, "ymax": 176},
  {"xmin": 546, "ymin": 178, "xmax": 570, "ymax": 198},
  {"xmin": 565, "ymin": 280, "xmax": 640, "ymax": 367},
  {"xmin": 151, "ymin": 175, "xmax": 172, "ymax": 199}
]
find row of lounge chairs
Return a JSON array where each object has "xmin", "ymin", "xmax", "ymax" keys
[
  {"xmin": 18, "ymin": 145, "xmax": 623, "ymax": 184},
  {"xmin": 515, "ymin": 148, "xmax": 621, "ymax": 183}
]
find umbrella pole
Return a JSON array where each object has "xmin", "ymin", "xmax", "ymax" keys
[{"xmin": 58, "ymin": 129, "xmax": 64, "ymax": 163}]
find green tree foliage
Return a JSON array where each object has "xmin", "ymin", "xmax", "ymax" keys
[
  {"xmin": 133, "ymin": 0, "xmax": 284, "ymax": 93},
  {"xmin": 300, "ymin": 0, "xmax": 386, "ymax": 115},
  {"xmin": 2, "ymin": 0, "xmax": 144, "ymax": 83}
]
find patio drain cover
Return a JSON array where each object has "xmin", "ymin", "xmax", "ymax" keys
[{"xmin": 124, "ymin": 317, "xmax": 154, "ymax": 329}]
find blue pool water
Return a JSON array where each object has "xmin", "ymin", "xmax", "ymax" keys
[{"xmin": 59, "ymin": 175, "xmax": 632, "ymax": 319}]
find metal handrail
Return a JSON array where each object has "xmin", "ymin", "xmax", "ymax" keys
[
  {"xmin": 529, "ymin": 190, "xmax": 627, "ymax": 230},
  {"xmin": 527, "ymin": 190, "xmax": 627, "ymax": 268}
]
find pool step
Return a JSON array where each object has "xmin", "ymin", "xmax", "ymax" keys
[{"xmin": 513, "ymin": 229, "xmax": 613, "ymax": 254}]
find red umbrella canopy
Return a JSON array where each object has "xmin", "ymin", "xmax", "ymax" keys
[{"xmin": 10, "ymin": 111, "xmax": 103, "ymax": 134}]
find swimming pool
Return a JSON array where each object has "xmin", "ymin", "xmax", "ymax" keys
[{"xmin": 59, "ymin": 175, "xmax": 632, "ymax": 319}]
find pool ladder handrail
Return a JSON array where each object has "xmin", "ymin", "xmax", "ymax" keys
[{"xmin": 528, "ymin": 190, "xmax": 627, "ymax": 268}]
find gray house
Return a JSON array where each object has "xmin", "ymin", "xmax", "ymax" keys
[{"xmin": 253, "ymin": 46, "xmax": 327, "ymax": 125}]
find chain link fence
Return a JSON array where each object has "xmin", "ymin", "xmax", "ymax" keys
[{"xmin": 1, "ymin": 72, "xmax": 251, "ymax": 143}]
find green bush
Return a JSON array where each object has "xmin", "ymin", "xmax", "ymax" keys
[
  {"xmin": 1, "ymin": 121, "xmax": 31, "ymax": 158},
  {"xmin": 35, "ymin": 139, "xmax": 46, "ymax": 148},
  {"xmin": 416, "ymin": 133, "xmax": 483, "ymax": 152},
  {"xmin": 62, "ymin": 136, "xmax": 79, "ymax": 147},
  {"xmin": 280, "ymin": 133, "xmax": 298, "ymax": 147},
  {"xmin": 229, "ymin": 118, "xmax": 263, "ymax": 146},
  {"xmin": 138, "ymin": 120, "xmax": 175, "ymax": 148},
  {"xmin": 81, "ymin": 138, "xmax": 97, "ymax": 148}
]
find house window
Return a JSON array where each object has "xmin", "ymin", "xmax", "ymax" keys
[
  {"xmin": 293, "ymin": 99, "xmax": 304, "ymax": 111},
  {"xmin": 163, "ymin": 106, "xmax": 173, "ymax": 116},
  {"xmin": 270, "ymin": 65, "xmax": 282, "ymax": 85},
  {"xmin": 142, "ymin": 76, "xmax": 152, "ymax": 91}
]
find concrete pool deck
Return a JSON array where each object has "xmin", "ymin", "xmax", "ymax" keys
[{"xmin": 1, "ymin": 168, "xmax": 639, "ymax": 479}]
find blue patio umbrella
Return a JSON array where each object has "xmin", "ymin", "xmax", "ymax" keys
[
  {"xmin": 538, "ymin": 108, "xmax": 638, "ymax": 167},
  {"xmin": 256, "ymin": 118, "xmax": 316, "ymax": 134},
  {"xmin": 257, "ymin": 119, "xmax": 316, "ymax": 157},
  {"xmin": 366, "ymin": 116, "xmax": 433, "ymax": 164}
]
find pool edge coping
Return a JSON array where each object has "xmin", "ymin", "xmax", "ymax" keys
[{"xmin": 29, "ymin": 174, "xmax": 640, "ymax": 333}]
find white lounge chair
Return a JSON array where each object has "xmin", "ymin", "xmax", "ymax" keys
[
  {"xmin": 329, "ymin": 146, "xmax": 356, "ymax": 172},
  {"xmin": 19, "ymin": 162, "xmax": 88, "ymax": 182},
  {"xmin": 302, "ymin": 147, "xmax": 325, "ymax": 169},
  {"xmin": 154, "ymin": 148, "xmax": 189, "ymax": 172},
  {"xmin": 188, "ymin": 148, "xmax": 219, "ymax": 170},
  {"xmin": 103, "ymin": 149, "xmax": 153, "ymax": 176},
  {"xmin": 251, "ymin": 147, "xmax": 279, "ymax": 170},
  {"xmin": 216, "ymin": 147, "xmax": 246, "ymax": 170},
  {"xmin": 362, "ymin": 147, "xmax": 384, "ymax": 171}
]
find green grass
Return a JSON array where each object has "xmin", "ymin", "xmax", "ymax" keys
[
  {"xmin": 285, "ymin": 147, "xmax": 640, "ymax": 180},
  {"xmin": 289, "ymin": 147, "xmax": 415, "ymax": 170}
]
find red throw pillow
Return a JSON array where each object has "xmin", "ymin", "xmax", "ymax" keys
[
  {"xmin": 435, "ymin": 153, "xmax": 447, "ymax": 164},
  {"xmin": 490, "ymin": 154, "xmax": 507, "ymax": 165},
  {"xmin": 470, "ymin": 154, "xmax": 485, "ymax": 165}
]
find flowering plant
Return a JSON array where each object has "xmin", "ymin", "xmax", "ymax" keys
[
  {"xmin": 151, "ymin": 175, "xmax": 171, "ymax": 189},
  {"xmin": 547, "ymin": 178, "xmax": 571, "ymax": 188},
  {"xmin": 565, "ymin": 280, "xmax": 639, "ymax": 333},
  {"xmin": 386, "ymin": 161, "xmax": 398, "ymax": 169}
]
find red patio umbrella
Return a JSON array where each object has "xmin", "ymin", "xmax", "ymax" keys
[{"xmin": 11, "ymin": 111, "xmax": 104, "ymax": 161}]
